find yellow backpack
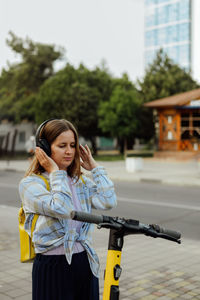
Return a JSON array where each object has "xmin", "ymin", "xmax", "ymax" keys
[{"xmin": 18, "ymin": 175, "xmax": 49, "ymax": 262}]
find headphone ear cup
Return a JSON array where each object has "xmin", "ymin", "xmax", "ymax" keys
[{"xmin": 37, "ymin": 139, "xmax": 51, "ymax": 156}]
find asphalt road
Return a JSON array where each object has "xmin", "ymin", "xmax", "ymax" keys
[{"xmin": 0, "ymin": 170, "xmax": 200, "ymax": 241}]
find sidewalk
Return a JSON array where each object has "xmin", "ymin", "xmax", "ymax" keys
[
  {"xmin": 1, "ymin": 157, "xmax": 200, "ymax": 186},
  {"xmin": 1, "ymin": 158, "xmax": 200, "ymax": 299},
  {"xmin": 1, "ymin": 206, "xmax": 200, "ymax": 300}
]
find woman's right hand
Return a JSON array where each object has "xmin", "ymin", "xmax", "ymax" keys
[{"xmin": 35, "ymin": 147, "xmax": 59, "ymax": 173}]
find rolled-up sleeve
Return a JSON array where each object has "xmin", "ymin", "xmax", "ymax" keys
[
  {"xmin": 19, "ymin": 171, "xmax": 74, "ymax": 218},
  {"xmin": 84, "ymin": 166, "xmax": 117, "ymax": 210}
]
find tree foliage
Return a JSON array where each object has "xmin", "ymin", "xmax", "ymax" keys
[
  {"xmin": 0, "ymin": 32, "xmax": 64, "ymax": 122},
  {"xmin": 35, "ymin": 63, "xmax": 114, "ymax": 153},
  {"xmin": 139, "ymin": 49, "xmax": 199, "ymax": 102},
  {"xmin": 98, "ymin": 74, "xmax": 141, "ymax": 152},
  {"xmin": 6, "ymin": 31, "xmax": 65, "ymax": 91}
]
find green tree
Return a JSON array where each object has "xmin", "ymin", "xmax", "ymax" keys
[
  {"xmin": 67, "ymin": 81, "xmax": 101, "ymax": 154},
  {"xmin": 137, "ymin": 49, "xmax": 200, "ymax": 142},
  {"xmin": 0, "ymin": 32, "xmax": 64, "ymax": 122},
  {"xmin": 35, "ymin": 63, "xmax": 114, "ymax": 154},
  {"xmin": 98, "ymin": 74, "xmax": 141, "ymax": 153},
  {"xmin": 76, "ymin": 63, "xmax": 114, "ymax": 102},
  {"xmin": 6, "ymin": 31, "xmax": 65, "ymax": 91},
  {"xmin": 34, "ymin": 63, "xmax": 77, "ymax": 122}
]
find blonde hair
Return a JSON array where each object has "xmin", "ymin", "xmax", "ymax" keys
[{"xmin": 25, "ymin": 119, "xmax": 81, "ymax": 179}]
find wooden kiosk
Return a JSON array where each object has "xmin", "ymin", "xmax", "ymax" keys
[{"xmin": 145, "ymin": 89, "xmax": 200, "ymax": 152}]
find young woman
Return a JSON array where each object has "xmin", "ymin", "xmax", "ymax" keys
[{"xmin": 19, "ymin": 119, "xmax": 117, "ymax": 300}]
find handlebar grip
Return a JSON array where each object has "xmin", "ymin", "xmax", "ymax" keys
[
  {"xmin": 152, "ymin": 224, "xmax": 181, "ymax": 240},
  {"xmin": 70, "ymin": 211, "xmax": 103, "ymax": 224},
  {"xmin": 160, "ymin": 227, "xmax": 181, "ymax": 240}
]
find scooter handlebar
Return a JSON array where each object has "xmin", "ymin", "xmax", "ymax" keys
[
  {"xmin": 71, "ymin": 210, "xmax": 104, "ymax": 224},
  {"xmin": 70, "ymin": 211, "xmax": 181, "ymax": 243},
  {"xmin": 149, "ymin": 224, "xmax": 181, "ymax": 241}
]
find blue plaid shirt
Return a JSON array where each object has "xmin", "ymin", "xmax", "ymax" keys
[{"xmin": 19, "ymin": 166, "xmax": 117, "ymax": 277}]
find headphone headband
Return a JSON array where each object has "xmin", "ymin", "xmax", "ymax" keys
[{"xmin": 35, "ymin": 119, "xmax": 56, "ymax": 146}]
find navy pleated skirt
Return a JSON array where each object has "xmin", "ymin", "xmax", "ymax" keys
[{"xmin": 32, "ymin": 251, "xmax": 99, "ymax": 300}]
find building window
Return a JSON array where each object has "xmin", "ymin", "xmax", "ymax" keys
[
  {"xmin": 157, "ymin": 5, "xmax": 168, "ymax": 25},
  {"xmin": 19, "ymin": 131, "xmax": 25, "ymax": 143},
  {"xmin": 193, "ymin": 112, "xmax": 200, "ymax": 127},
  {"xmin": 167, "ymin": 25, "xmax": 178, "ymax": 43},
  {"xmin": 179, "ymin": 44, "xmax": 190, "ymax": 66},
  {"xmin": 145, "ymin": 50, "xmax": 156, "ymax": 66},
  {"xmin": 181, "ymin": 111, "xmax": 200, "ymax": 140},
  {"xmin": 145, "ymin": 5, "xmax": 157, "ymax": 28},
  {"xmin": 166, "ymin": 46, "xmax": 178, "ymax": 63},
  {"xmin": 179, "ymin": 22, "xmax": 190, "ymax": 42},
  {"xmin": 168, "ymin": 3, "xmax": 179, "ymax": 23},
  {"xmin": 179, "ymin": 0, "xmax": 190, "ymax": 20},
  {"xmin": 167, "ymin": 116, "xmax": 172, "ymax": 124},
  {"xmin": 167, "ymin": 131, "xmax": 173, "ymax": 140},
  {"xmin": 157, "ymin": 27, "xmax": 166, "ymax": 45},
  {"xmin": 145, "ymin": 31, "xmax": 153, "ymax": 47}
]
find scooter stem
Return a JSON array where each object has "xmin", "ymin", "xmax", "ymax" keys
[{"xmin": 103, "ymin": 229, "xmax": 124, "ymax": 300}]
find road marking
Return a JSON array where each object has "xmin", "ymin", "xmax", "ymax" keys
[
  {"xmin": 1, "ymin": 180, "xmax": 199, "ymax": 212},
  {"xmin": 117, "ymin": 196, "xmax": 200, "ymax": 212}
]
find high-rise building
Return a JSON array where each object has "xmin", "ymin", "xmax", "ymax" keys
[{"xmin": 144, "ymin": 0, "xmax": 200, "ymax": 81}]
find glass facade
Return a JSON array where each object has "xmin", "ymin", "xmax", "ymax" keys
[{"xmin": 145, "ymin": 0, "xmax": 191, "ymax": 70}]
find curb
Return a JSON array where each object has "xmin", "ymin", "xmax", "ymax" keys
[
  {"xmin": 1, "ymin": 166, "xmax": 200, "ymax": 187},
  {"xmin": 140, "ymin": 178, "xmax": 162, "ymax": 184}
]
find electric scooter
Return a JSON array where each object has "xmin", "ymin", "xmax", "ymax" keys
[{"xmin": 71, "ymin": 210, "xmax": 181, "ymax": 300}]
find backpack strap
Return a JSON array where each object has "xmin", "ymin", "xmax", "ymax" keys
[
  {"xmin": 30, "ymin": 174, "xmax": 50, "ymax": 238},
  {"xmin": 37, "ymin": 174, "xmax": 50, "ymax": 191},
  {"xmin": 31, "ymin": 214, "xmax": 39, "ymax": 239},
  {"xmin": 80, "ymin": 175, "xmax": 85, "ymax": 184}
]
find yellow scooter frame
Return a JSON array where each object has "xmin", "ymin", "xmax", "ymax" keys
[
  {"xmin": 103, "ymin": 228, "xmax": 123, "ymax": 300},
  {"xmin": 71, "ymin": 211, "xmax": 181, "ymax": 300}
]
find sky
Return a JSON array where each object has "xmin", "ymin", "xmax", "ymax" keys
[{"xmin": 0, "ymin": 0, "xmax": 144, "ymax": 82}]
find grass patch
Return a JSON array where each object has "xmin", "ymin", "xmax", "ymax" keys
[
  {"xmin": 126, "ymin": 151, "xmax": 154, "ymax": 158},
  {"xmin": 93, "ymin": 154, "xmax": 124, "ymax": 161}
]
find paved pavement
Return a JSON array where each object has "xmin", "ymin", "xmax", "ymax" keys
[
  {"xmin": 1, "ymin": 157, "xmax": 200, "ymax": 186},
  {"xmin": 1, "ymin": 158, "xmax": 200, "ymax": 299}
]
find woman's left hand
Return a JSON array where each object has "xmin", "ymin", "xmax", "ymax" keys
[{"xmin": 79, "ymin": 144, "xmax": 98, "ymax": 171}]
